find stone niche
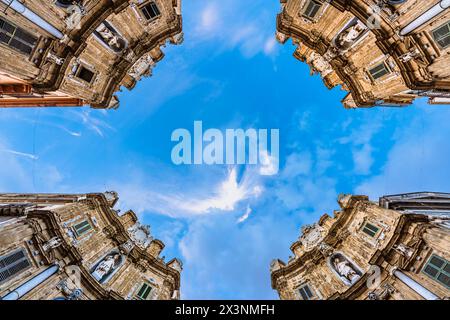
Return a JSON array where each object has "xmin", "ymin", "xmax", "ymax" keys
[
  {"xmin": 328, "ymin": 252, "xmax": 364, "ymax": 286},
  {"xmin": 90, "ymin": 249, "xmax": 126, "ymax": 284}
]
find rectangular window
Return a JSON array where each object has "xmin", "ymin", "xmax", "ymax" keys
[
  {"xmin": 302, "ymin": 0, "xmax": 322, "ymax": 19},
  {"xmin": 432, "ymin": 21, "xmax": 450, "ymax": 49},
  {"xmin": 73, "ymin": 220, "xmax": 93, "ymax": 237},
  {"xmin": 76, "ymin": 66, "xmax": 95, "ymax": 83},
  {"xmin": 140, "ymin": 2, "xmax": 161, "ymax": 21},
  {"xmin": 362, "ymin": 222, "xmax": 380, "ymax": 238},
  {"xmin": 0, "ymin": 17, "xmax": 37, "ymax": 55},
  {"xmin": 0, "ymin": 248, "xmax": 32, "ymax": 284},
  {"xmin": 422, "ymin": 254, "xmax": 450, "ymax": 289},
  {"xmin": 298, "ymin": 283, "xmax": 315, "ymax": 300},
  {"xmin": 135, "ymin": 282, "xmax": 152, "ymax": 300},
  {"xmin": 369, "ymin": 62, "xmax": 390, "ymax": 80}
]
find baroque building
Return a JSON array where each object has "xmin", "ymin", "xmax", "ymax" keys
[
  {"xmin": 276, "ymin": 0, "xmax": 450, "ymax": 108},
  {"xmin": 0, "ymin": 0, "xmax": 183, "ymax": 108},
  {"xmin": 0, "ymin": 192, "xmax": 182, "ymax": 300},
  {"xmin": 271, "ymin": 192, "xmax": 450, "ymax": 300}
]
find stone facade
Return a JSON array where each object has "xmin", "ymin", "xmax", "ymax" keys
[
  {"xmin": 271, "ymin": 192, "xmax": 450, "ymax": 300},
  {"xmin": 0, "ymin": 0, "xmax": 183, "ymax": 108},
  {"xmin": 277, "ymin": 0, "xmax": 450, "ymax": 108},
  {"xmin": 0, "ymin": 192, "xmax": 182, "ymax": 300}
]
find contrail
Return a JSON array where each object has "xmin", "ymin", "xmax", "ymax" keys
[{"xmin": 1, "ymin": 149, "xmax": 39, "ymax": 160}]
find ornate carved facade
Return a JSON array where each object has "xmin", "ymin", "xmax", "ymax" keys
[
  {"xmin": 277, "ymin": 0, "xmax": 450, "ymax": 108},
  {"xmin": 0, "ymin": 192, "xmax": 182, "ymax": 300},
  {"xmin": 271, "ymin": 192, "xmax": 450, "ymax": 300},
  {"xmin": 0, "ymin": 0, "xmax": 183, "ymax": 108}
]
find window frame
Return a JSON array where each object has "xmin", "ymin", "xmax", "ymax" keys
[
  {"xmin": 72, "ymin": 219, "xmax": 93, "ymax": 238},
  {"xmin": 360, "ymin": 221, "xmax": 381, "ymax": 238},
  {"xmin": 134, "ymin": 282, "xmax": 153, "ymax": 300},
  {"xmin": 368, "ymin": 61, "xmax": 391, "ymax": 81},
  {"xmin": 0, "ymin": 17, "xmax": 37, "ymax": 56},
  {"xmin": 422, "ymin": 254, "xmax": 450, "ymax": 289},
  {"xmin": 74, "ymin": 63, "xmax": 96, "ymax": 84},
  {"xmin": 431, "ymin": 21, "xmax": 450, "ymax": 49},
  {"xmin": 297, "ymin": 282, "xmax": 317, "ymax": 300},
  {"xmin": 301, "ymin": 0, "xmax": 323, "ymax": 21},
  {"xmin": 138, "ymin": 1, "xmax": 162, "ymax": 22},
  {"xmin": 0, "ymin": 248, "xmax": 32, "ymax": 285}
]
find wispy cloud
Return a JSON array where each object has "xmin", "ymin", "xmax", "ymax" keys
[
  {"xmin": 237, "ymin": 206, "xmax": 252, "ymax": 224},
  {"xmin": 115, "ymin": 166, "xmax": 264, "ymax": 218},
  {"xmin": 1, "ymin": 149, "xmax": 38, "ymax": 160},
  {"xmin": 189, "ymin": 0, "xmax": 279, "ymax": 58}
]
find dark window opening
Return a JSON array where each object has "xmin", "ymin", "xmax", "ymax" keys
[
  {"xmin": 76, "ymin": 66, "xmax": 95, "ymax": 83},
  {"xmin": 140, "ymin": 2, "xmax": 161, "ymax": 21},
  {"xmin": 303, "ymin": 0, "xmax": 322, "ymax": 19},
  {"xmin": 0, "ymin": 17, "xmax": 37, "ymax": 55}
]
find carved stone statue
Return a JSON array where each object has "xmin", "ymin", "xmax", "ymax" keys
[
  {"xmin": 310, "ymin": 52, "xmax": 333, "ymax": 77},
  {"xmin": 43, "ymin": 237, "xmax": 63, "ymax": 251},
  {"xmin": 333, "ymin": 256, "xmax": 361, "ymax": 284},
  {"xmin": 96, "ymin": 23, "xmax": 126, "ymax": 52},
  {"xmin": 336, "ymin": 21, "xmax": 367, "ymax": 50},
  {"xmin": 92, "ymin": 253, "xmax": 121, "ymax": 282},
  {"xmin": 318, "ymin": 242, "xmax": 334, "ymax": 257},
  {"xmin": 394, "ymin": 243, "xmax": 414, "ymax": 258},
  {"xmin": 128, "ymin": 55, "xmax": 155, "ymax": 81}
]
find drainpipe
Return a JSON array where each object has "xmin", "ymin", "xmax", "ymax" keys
[
  {"xmin": 393, "ymin": 269, "xmax": 439, "ymax": 300},
  {"xmin": 1, "ymin": 264, "xmax": 60, "ymax": 300},
  {"xmin": 400, "ymin": 0, "xmax": 450, "ymax": 36},
  {"xmin": 0, "ymin": 0, "xmax": 63, "ymax": 39}
]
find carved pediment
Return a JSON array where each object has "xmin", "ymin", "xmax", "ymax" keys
[
  {"xmin": 299, "ymin": 223, "xmax": 326, "ymax": 251},
  {"xmin": 128, "ymin": 222, "xmax": 153, "ymax": 249}
]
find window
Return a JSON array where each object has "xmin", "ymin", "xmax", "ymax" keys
[
  {"xmin": 135, "ymin": 282, "xmax": 152, "ymax": 300},
  {"xmin": 298, "ymin": 283, "xmax": 315, "ymax": 300},
  {"xmin": 75, "ymin": 66, "xmax": 95, "ymax": 83},
  {"xmin": 0, "ymin": 17, "xmax": 37, "ymax": 55},
  {"xmin": 432, "ymin": 21, "xmax": 450, "ymax": 49},
  {"xmin": 73, "ymin": 220, "xmax": 93, "ymax": 237},
  {"xmin": 361, "ymin": 222, "xmax": 380, "ymax": 238},
  {"xmin": 368, "ymin": 62, "xmax": 390, "ymax": 80},
  {"xmin": 140, "ymin": 2, "xmax": 161, "ymax": 21},
  {"xmin": 302, "ymin": 0, "xmax": 322, "ymax": 20},
  {"xmin": 422, "ymin": 254, "xmax": 450, "ymax": 289},
  {"xmin": 0, "ymin": 248, "xmax": 32, "ymax": 284}
]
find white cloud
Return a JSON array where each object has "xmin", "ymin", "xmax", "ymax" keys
[
  {"xmin": 237, "ymin": 206, "xmax": 252, "ymax": 224},
  {"xmin": 352, "ymin": 143, "xmax": 374, "ymax": 175},
  {"xmin": 338, "ymin": 113, "xmax": 384, "ymax": 175},
  {"xmin": 116, "ymin": 166, "xmax": 263, "ymax": 217},
  {"xmin": 189, "ymin": 0, "xmax": 279, "ymax": 58},
  {"xmin": 1, "ymin": 149, "xmax": 38, "ymax": 160},
  {"xmin": 263, "ymin": 37, "xmax": 277, "ymax": 56},
  {"xmin": 259, "ymin": 150, "xmax": 279, "ymax": 176},
  {"xmin": 199, "ymin": 3, "xmax": 220, "ymax": 33}
]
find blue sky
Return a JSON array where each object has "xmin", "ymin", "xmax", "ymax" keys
[{"xmin": 1, "ymin": 0, "xmax": 450, "ymax": 299}]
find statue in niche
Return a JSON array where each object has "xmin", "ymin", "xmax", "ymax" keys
[
  {"xmin": 95, "ymin": 22, "xmax": 127, "ymax": 52},
  {"xmin": 91, "ymin": 253, "xmax": 122, "ymax": 283},
  {"xmin": 336, "ymin": 20, "xmax": 367, "ymax": 50},
  {"xmin": 330, "ymin": 253, "xmax": 362, "ymax": 285}
]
